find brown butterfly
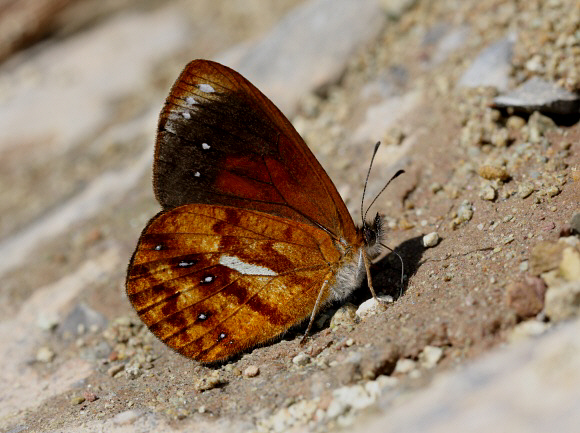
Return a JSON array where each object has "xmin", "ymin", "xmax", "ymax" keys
[{"xmin": 126, "ymin": 59, "xmax": 401, "ymax": 363}]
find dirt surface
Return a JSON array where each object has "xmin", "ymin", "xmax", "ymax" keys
[{"xmin": 1, "ymin": 1, "xmax": 579, "ymax": 432}]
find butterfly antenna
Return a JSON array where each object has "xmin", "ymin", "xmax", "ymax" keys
[
  {"xmin": 360, "ymin": 142, "xmax": 382, "ymax": 225},
  {"xmin": 380, "ymin": 242, "xmax": 405, "ymax": 298},
  {"xmin": 363, "ymin": 169, "xmax": 405, "ymax": 223}
]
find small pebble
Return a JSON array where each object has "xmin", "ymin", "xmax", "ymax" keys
[
  {"xmin": 243, "ymin": 365, "xmax": 260, "ymax": 377},
  {"xmin": 518, "ymin": 182, "xmax": 535, "ymax": 198},
  {"xmin": 423, "ymin": 232, "xmax": 439, "ymax": 247},
  {"xmin": 292, "ymin": 352, "xmax": 311, "ymax": 366},
  {"xmin": 569, "ymin": 213, "xmax": 580, "ymax": 234},
  {"xmin": 71, "ymin": 396, "xmax": 86, "ymax": 405},
  {"xmin": 195, "ymin": 374, "xmax": 227, "ymax": 392},
  {"xmin": 419, "ymin": 346, "xmax": 444, "ymax": 369},
  {"xmin": 478, "ymin": 165, "xmax": 510, "ymax": 181},
  {"xmin": 457, "ymin": 201, "xmax": 473, "ymax": 223},
  {"xmin": 394, "ymin": 358, "xmax": 416, "ymax": 374},
  {"xmin": 36, "ymin": 346, "xmax": 56, "ymax": 363},
  {"xmin": 355, "ymin": 296, "xmax": 392, "ymax": 319},
  {"xmin": 107, "ymin": 364, "xmax": 125, "ymax": 377},
  {"xmin": 113, "ymin": 409, "xmax": 141, "ymax": 426},
  {"xmin": 480, "ymin": 185, "xmax": 497, "ymax": 201}
]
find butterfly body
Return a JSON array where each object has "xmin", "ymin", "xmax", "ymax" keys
[{"xmin": 127, "ymin": 60, "xmax": 385, "ymax": 363}]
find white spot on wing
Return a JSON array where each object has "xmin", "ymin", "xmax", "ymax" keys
[
  {"xmin": 198, "ymin": 83, "xmax": 215, "ymax": 93},
  {"xmin": 185, "ymin": 96, "xmax": 197, "ymax": 105},
  {"xmin": 219, "ymin": 255, "xmax": 277, "ymax": 276},
  {"xmin": 194, "ymin": 171, "xmax": 200, "ymax": 177},
  {"xmin": 202, "ymin": 142, "xmax": 210, "ymax": 150},
  {"xmin": 182, "ymin": 111, "xmax": 191, "ymax": 119}
]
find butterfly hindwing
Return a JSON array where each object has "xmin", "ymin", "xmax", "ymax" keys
[{"xmin": 127, "ymin": 204, "xmax": 341, "ymax": 362}]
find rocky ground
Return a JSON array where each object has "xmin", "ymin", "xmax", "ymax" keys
[{"xmin": 1, "ymin": 0, "xmax": 579, "ymax": 432}]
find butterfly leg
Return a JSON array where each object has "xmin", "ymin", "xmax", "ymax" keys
[
  {"xmin": 363, "ymin": 251, "xmax": 390, "ymax": 307},
  {"xmin": 300, "ymin": 276, "xmax": 332, "ymax": 345}
]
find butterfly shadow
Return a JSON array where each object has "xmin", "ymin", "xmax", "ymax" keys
[{"xmin": 351, "ymin": 234, "xmax": 427, "ymax": 305}]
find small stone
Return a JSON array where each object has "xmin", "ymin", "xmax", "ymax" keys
[
  {"xmin": 429, "ymin": 182, "xmax": 443, "ymax": 193},
  {"xmin": 419, "ymin": 346, "xmax": 443, "ymax": 369},
  {"xmin": 529, "ymin": 241, "xmax": 566, "ymax": 275},
  {"xmin": 345, "ymin": 338, "xmax": 355, "ymax": 347},
  {"xmin": 491, "ymin": 128, "xmax": 509, "ymax": 147},
  {"xmin": 195, "ymin": 373, "xmax": 227, "ymax": 392},
  {"xmin": 355, "ymin": 296, "xmax": 392, "ymax": 319},
  {"xmin": 544, "ymin": 281, "xmax": 580, "ymax": 321},
  {"xmin": 518, "ymin": 182, "xmax": 535, "ymax": 198},
  {"xmin": 330, "ymin": 303, "xmax": 358, "ymax": 328},
  {"xmin": 478, "ymin": 165, "xmax": 510, "ymax": 181},
  {"xmin": 84, "ymin": 391, "xmax": 98, "ymax": 402},
  {"xmin": 36, "ymin": 346, "xmax": 56, "ymax": 363},
  {"xmin": 457, "ymin": 200, "xmax": 473, "ymax": 223},
  {"xmin": 508, "ymin": 320, "xmax": 550, "ymax": 342},
  {"xmin": 506, "ymin": 115, "xmax": 526, "ymax": 130},
  {"xmin": 560, "ymin": 248, "xmax": 580, "ymax": 282},
  {"xmin": 528, "ymin": 111, "xmax": 557, "ymax": 143},
  {"xmin": 243, "ymin": 365, "xmax": 260, "ymax": 377},
  {"xmin": 394, "ymin": 358, "xmax": 416, "ymax": 374},
  {"xmin": 493, "ymin": 77, "xmax": 580, "ymax": 115},
  {"xmin": 332, "ymin": 384, "xmax": 376, "ymax": 411},
  {"xmin": 113, "ymin": 409, "xmax": 142, "ymax": 426},
  {"xmin": 36, "ymin": 313, "xmax": 60, "ymax": 331},
  {"xmin": 107, "ymin": 364, "xmax": 124, "ymax": 377},
  {"xmin": 505, "ymin": 276, "xmax": 547, "ymax": 318},
  {"xmin": 376, "ymin": 375, "xmax": 399, "ymax": 390},
  {"xmin": 480, "ymin": 185, "xmax": 497, "ymax": 201},
  {"xmin": 541, "ymin": 185, "xmax": 561, "ymax": 198},
  {"xmin": 292, "ymin": 352, "xmax": 311, "ymax": 366},
  {"xmin": 422, "ymin": 232, "xmax": 439, "ymax": 247},
  {"xmin": 569, "ymin": 213, "xmax": 580, "ymax": 235},
  {"xmin": 71, "ymin": 396, "xmax": 86, "ymax": 405}
]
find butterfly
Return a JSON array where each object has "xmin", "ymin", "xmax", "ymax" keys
[{"xmin": 126, "ymin": 59, "xmax": 401, "ymax": 363}]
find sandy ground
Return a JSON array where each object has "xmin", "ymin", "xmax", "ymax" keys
[{"xmin": 1, "ymin": 1, "xmax": 579, "ymax": 432}]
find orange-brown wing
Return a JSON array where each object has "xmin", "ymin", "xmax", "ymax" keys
[
  {"xmin": 126, "ymin": 204, "xmax": 342, "ymax": 363},
  {"xmin": 153, "ymin": 59, "xmax": 356, "ymax": 241}
]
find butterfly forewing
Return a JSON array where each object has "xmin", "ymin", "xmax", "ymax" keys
[
  {"xmin": 153, "ymin": 60, "xmax": 356, "ymax": 240},
  {"xmin": 127, "ymin": 204, "xmax": 341, "ymax": 362}
]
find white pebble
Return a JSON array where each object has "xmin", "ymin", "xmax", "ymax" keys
[
  {"xmin": 355, "ymin": 296, "xmax": 392, "ymax": 319},
  {"xmin": 423, "ymin": 232, "xmax": 440, "ymax": 247},
  {"xmin": 292, "ymin": 352, "xmax": 311, "ymax": 366}
]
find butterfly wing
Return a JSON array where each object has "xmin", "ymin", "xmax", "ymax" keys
[
  {"xmin": 126, "ymin": 204, "xmax": 343, "ymax": 363},
  {"xmin": 153, "ymin": 59, "xmax": 356, "ymax": 240}
]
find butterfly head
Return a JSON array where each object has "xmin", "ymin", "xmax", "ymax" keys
[{"xmin": 362, "ymin": 212, "xmax": 384, "ymax": 259}]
